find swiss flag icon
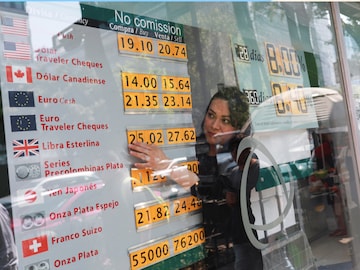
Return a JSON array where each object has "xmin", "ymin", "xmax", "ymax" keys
[
  {"xmin": 22, "ymin": 235, "xmax": 48, "ymax": 257},
  {"xmin": 6, "ymin": 65, "xmax": 32, "ymax": 83}
]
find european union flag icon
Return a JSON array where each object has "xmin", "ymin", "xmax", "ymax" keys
[
  {"xmin": 8, "ymin": 91, "xmax": 35, "ymax": 107},
  {"xmin": 10, "ymin": 115, "xmax": 37, "ymax": 132}
]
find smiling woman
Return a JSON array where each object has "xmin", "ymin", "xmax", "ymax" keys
[{"xmin": 128, "ymin": 86, "xmax": 250, "ymax": 190}]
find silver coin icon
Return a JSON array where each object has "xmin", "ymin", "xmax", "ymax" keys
[
  {"xmin": 16, "ymin": 165, "xmax": 30, "ymax": 179},
  {"xmin": 38, "ymin": 261, "xmax": 50, "ymax": 270},
  {"xmin": 26, "ymin": 265, "xmax": 38, "ymax": 270},
  {"xmin": 29, "ymin": 164, "xmax": 41, "ymax": 178},
  {"xmin": 22, "ymin": 215, "xmax": 33, "ymax": 230},
  {"xmin": 33, "ymin": 213, "xmax": 45, "ymax": 227}
]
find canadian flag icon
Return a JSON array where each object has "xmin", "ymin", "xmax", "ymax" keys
[
  {"xmin": 6, "ymin": 65, "xmax": 32, "ymax": 83},
  {"xmin": 22, "ymin": 235, "xmax": 48, "ymax": 257}
]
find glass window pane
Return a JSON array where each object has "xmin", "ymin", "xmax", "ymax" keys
[{"xmin": 0, "ymin": 2, "xmax": 358, "ymax": 270}]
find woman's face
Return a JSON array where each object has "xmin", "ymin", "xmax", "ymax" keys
[{"xmin": 203, "ymin": 98, "xmax": 236, "ymax": 145}]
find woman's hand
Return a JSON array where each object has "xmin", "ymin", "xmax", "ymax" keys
[
  {"xmin": 168, "ymin": 166, "xmax": 199, "ymax": 190},
  {"xmin": 128, "ymin": 141, "xmax": 170, "ymax": 170},
  {"xmin": 128, "ymin": 141, "xmax": 199, "ymax": 190}
]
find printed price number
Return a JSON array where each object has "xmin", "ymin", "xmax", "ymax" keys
[
  {"xmin": 244, "ymin": 89, "xmax": 260, "ymax": 105},
  {"xmin": 123, "ymin": 92, "xmax": 160, "ymax": 109},
  {"xmin": 235, "ymin": 44, "xmax": 250, "ymax": 62},
  {"xmin": 158, "ymin": 41, "xmax": 187, "ymax": 59},
  {"xmin": 265, "ymin": 42, "xmax": 301, "ymax": 78},
  {"xmin": 166, "ymin": 127, "xmax": 196, "ymax": 144},
  {"xmin": 131, "ymin": 168, "xmax": 167, "ymax": 188},
  {"xmin": 135, "ymin": 202, "xmax": 170, "ymax": 228},
  {"xmin": 271, "ymin": 82, "xmax": 307, "ymax": 116},
  {"xmin": 127, "ymin": 129, "xmax": 164, "ymax": 145},
  {"xmin": 161, "ymin": 75, "xmax": 191, "ymax": 92},
  {"xmin": 174, "ymin": 196, "xmax": 202, "ymax": 216},
  {"xmin": 122, "ymin": 72, "xmax": 158, "ymax": 91},
  {"xmin": 129, "ymin": 241, "xmax": 170, "ymax": 270},
  {"xmin": 180, "ymin": 160, "xmax": 199, "ymax": 174},
  {"xmin": 162, "ymin": 94, "xmax": 192, "ymax": 109},
  {"xmin": 118, "ymin": 33, "xmax": 154, "ymax": 55},
  {"xmin": 172, "ymin": 227, "xmax": 205, "ymax": 254}
]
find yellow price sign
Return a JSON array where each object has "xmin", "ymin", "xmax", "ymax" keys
[
  {"xmin": 129, "ymin": 240, "xmax": 170, "ymax": 270},
  {"xmin": 173, "ymin": 196, "xmax": 202, "ymax": 216},
  {"xmin": 286, "ymin": 84, "xmax": 307, "ymax": 115},
  {"xmin": 127, "ymin": 129, "xmax": 164, "ymax": 145},
  {"xmin": 143, "ymin": 93, "xmax": 160, "ymax": 108},
  {"xmin": 161, "ymin": 75, "xmax": 191, "ymax": 92},
  {"xmin": 135, "ymin": 202, "xmax": 170, "ymax": 228},
  {"xmin": 271, "ymin": 82, "xmax": 307, "ymax": 116},
  {"xmin": 177, "ymin": 94, "xmax": 192, "ymax": 109},
  {"xmin": 122, "ymin": 72, "xmax": 158, "ymax": 91},
  {"xmin": 158, "ymin": 41, "xmax": 187, "ymax": 59},
  {"xmin": 172, "ymin": 227, "xmax": 205, "ymax": 254},
  {"xmin": 180, "ymin": 160, "xmax": 199, "ymax": 174},
  {"xmin": 123, "ymin": 92, "xmax": 160, "ymax": 109},
  {"xmin": 123, "ymin": 92, "xmax": 144, "ymax": 109},
  {"xmin": 166, "ymin": 127, "xmax": 196, "ymax": 144},
  {"xmin": 265, "ymin": 42, "xmax": 302, "ymax": 78},
  {"xmin": 130, "ymin": 168, "xmax": 167, "ymax": 188},
  {"xmin": 118, "ymin": 33, "xmax": 154, "ymax": 55},
  {"xmin": 162, "ymin": 94, "xmax": 192, "ymax": 109}
]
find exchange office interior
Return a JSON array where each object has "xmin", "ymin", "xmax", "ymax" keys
[{"xmin": 0, "ymin": 2, "xmax": 360, "ymax": 270}]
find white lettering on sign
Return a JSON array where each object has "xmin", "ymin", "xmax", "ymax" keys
[
  {"xmin": 109, "ymin": 23, "xmax": 134, "ymax": 34},
  {"xmin": 76, "ymin": 18, "xmax": 88, "ymax": 26},
  {"xmin": 114, "ymin": 10, "xmax": 132, "ymax": 25}
]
